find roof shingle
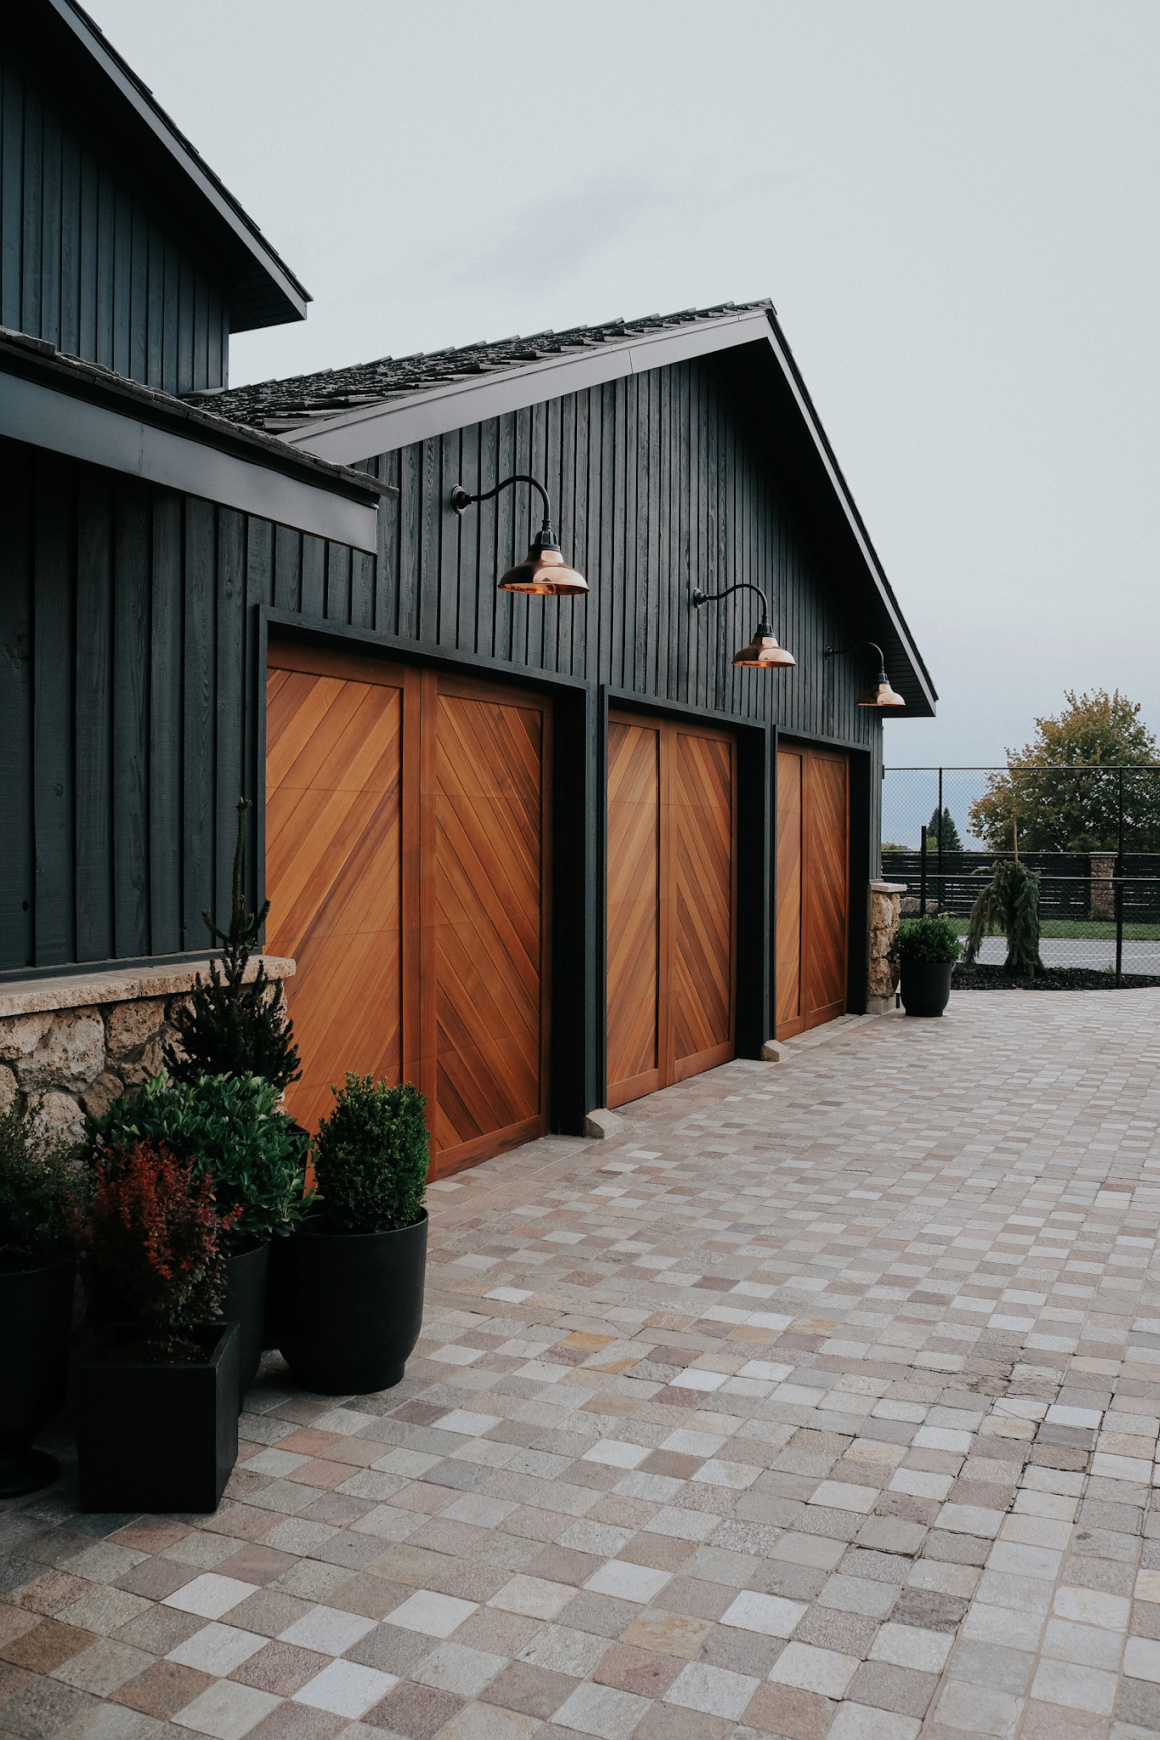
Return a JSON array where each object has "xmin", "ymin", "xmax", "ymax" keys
[{"xmin": 202, "ymin": 300, "xmax": 773, "ymax": 434}]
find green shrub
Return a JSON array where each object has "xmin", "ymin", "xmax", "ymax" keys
[
  {"xmin": 895, "ymin": 914, "xmax": 963, "ymax": 964},
  {"xmin": 313, "ymin": 1076, "xmax": 428, "ymax": 1235},
  {"xmin": 91, "ymin": 1072, "xmax": 310, "ymax": 1253},
  {"xmin": 0, "ymin": 1109, "xmax": 77, "ymax": 1264}
]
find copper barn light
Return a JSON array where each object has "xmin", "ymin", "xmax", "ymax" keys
[
  {"xmin": 450, "ymin": 475, "xmax": 588, "ymax": 596},
  {"xmin": 823, "ymin": 641, "xmax": 906, "ymax": 707},
  {"xmin": 691, "ymin": 584, "xmax": 795, "ymax": 669}
]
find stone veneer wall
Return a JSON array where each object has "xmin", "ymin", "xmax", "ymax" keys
[
  {"xmin": 868, "ymin": 880, "xmax": 906, "ymax": 1014},
  {"xmin": 0, "ymin": 957, "xmax": 294, "ymax": 1142}
]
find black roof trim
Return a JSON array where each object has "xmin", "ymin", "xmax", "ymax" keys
[{"xmin": 0, "ymin": 326, "xmax": 394, "ymax": 505}]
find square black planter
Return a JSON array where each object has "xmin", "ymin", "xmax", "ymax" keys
[{"xmin": 76, "ymin": 1322, "xmax": 239, "ymax": 1513}]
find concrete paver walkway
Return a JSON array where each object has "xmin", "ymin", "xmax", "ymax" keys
[{"xmin": 4, "ymin": 991, "xmax": 1160, "ymax": 1740}]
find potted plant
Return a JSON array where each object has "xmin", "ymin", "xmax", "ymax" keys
[
  {"xmin": 278, "ymin": 1076, "xmax": 428, "ymax": 1394},
  {"xmin": 894, "ymin": 913, "xmax": 963, "ymax": 1016},
  {"xmin": 92, "ymin": 1072, "xmax": 310, "ymax": 1402},
  {"xmin": 0, "ymin": 1111, "xmax": 79, "ymax": 1498},
  {"xmin": 74, "ymin": 1140, "xmax": 240, "ymax": 1512}
]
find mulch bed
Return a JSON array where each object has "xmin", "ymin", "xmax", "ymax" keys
[{"xmin": 953, "ymin": 966, "xmax": 1160, "ymax": 991}]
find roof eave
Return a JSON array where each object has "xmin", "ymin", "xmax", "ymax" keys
[{"xmin": 49, "ymin": 0, "xmax": 310, "ymax": 330}]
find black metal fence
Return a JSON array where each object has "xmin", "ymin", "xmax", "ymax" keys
[{"xmin": 882, "ymin": 765, "xmax": 1160, "ymax": 982}]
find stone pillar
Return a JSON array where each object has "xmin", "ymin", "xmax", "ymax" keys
[
  {"xmin": 0, "ymin": 956, "xmax": 295, "ymax": 1141},
  {"xmin": 868, "ymin": 881, "xmax": 906, "ymax": 1015},
  {"xmin": 1089, "ymin": 852, "xmax": 1117, "ymax": 921}
]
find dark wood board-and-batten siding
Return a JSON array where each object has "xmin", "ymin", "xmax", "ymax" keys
[
  {"xmin": 2, "ymin": 350, "xmax": 882, "ymax": 978},
  {"xmin": 366, "ymin": 357, "xmax": 877, "ymax": 748},
  {"xmin": 0, "ymin": 435, "xmax": 371, "ymax": 971},
  {"xmin": 0, "ymin": 49, "xmax": 229, "ymax": 393}
]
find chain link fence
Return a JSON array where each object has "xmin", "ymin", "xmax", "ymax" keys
[{"xmin": 882, "ymin": 765, "xmax": 1160, "ymax": 981}]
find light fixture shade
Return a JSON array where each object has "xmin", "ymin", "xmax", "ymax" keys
[
  {"xmin": 858, "ymin": 678, "xmax": 906, "ymax": 708},
  {"xmin": 499, "ymin": 533, "xmax": 588, "ymax": 596},
  {"xmin": 732, "ymin": 620, "xmax": 796, "ymax": 668}
]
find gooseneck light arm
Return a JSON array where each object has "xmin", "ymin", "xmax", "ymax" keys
[
  {"xmin": 451, "ymin": 474, "xmax": 555, "ymax": 538},
  {"xmin": 825, "ymin": 640, "xmax": 888, "ymax": 680},
  {"xmin": 692, "ymin": 582, "xmax": 771, "ymax": 624}
]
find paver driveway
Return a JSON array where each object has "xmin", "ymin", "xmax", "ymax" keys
[{"xmin": 4, "ymin": 991, "xmax": 1160, "ymax": 1740}]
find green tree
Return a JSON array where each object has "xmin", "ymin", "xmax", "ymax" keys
[
  {"xmin": 967, "ymin": 690, "xmax": 1160, "ymax": 852},
  {"xmin": 926, "ymin": 806, "xmax": 963, "ymax": 851}
]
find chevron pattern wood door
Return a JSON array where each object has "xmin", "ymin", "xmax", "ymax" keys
[
  {"xmin": 426, "ymin": 676, "xmax": 551, "ymax": 1172},
  {"xmin": 803, "ymin": 751, "xmax": 849, "ymax": 1027},
  {"xmin": 775, "ymin": 745, "xmax": 849, "ymax": 1039},
  {"xmin": 606, "ymin": 720, "xmax": 661, "ymax": 1107},
  {"xmin": 265, "ymin": 647, "xmax": 550, "ymax": 1176},
  {"xmin": 671, "ymin": 728, "xmax": 736, "ymax": 1081},
  {"xmin": 775, "ymin": 748, "xmax": 804, "ymax": 1036},
  {"xmin": 606, "ymin": 713, "xmax": 735, "ymax": 1106},
  {"xmin": 265, "ymin": 645, "xmax": 415, "ymax": 1134}
]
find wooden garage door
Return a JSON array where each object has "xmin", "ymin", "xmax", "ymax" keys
[
  {"xmin": 775, "ymin": 745, "xmax": 849, "ymax": 1039},
  {"xmin": 265, "ymin": 644, "xmax": 550, "ymax": 1177},
  {"xmin": 606, "ymin": 713, "xmax": 736, "ymax": 1108}
]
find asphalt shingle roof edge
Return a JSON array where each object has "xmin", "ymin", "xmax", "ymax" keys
[{"xmin": 200, "ymin": 301, "xmax": 775, "ymax": 433}]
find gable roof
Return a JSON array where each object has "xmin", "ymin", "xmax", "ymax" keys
[
  {"xmin": 14, "ymin": 0, "xmax": 310, "ymax": 332},
  {"xmin": 210, "ymin": 300, "xmax": 937, "ymax": 716}
]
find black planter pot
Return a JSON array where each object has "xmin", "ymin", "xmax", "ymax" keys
[
  {"xmin": 0, "ymin": 1254, "xmax": 76, "ymax": 1499},
  {"xmin": 76, "ymin": 1322, "xmax": 239, "ymax": 1513},
  {"xmin": 278, "ymin": 1211, "xmax": 427, "ymax": 1394},
  {"xmin": 223, "ymin": 1242, "xmax": 270, "ymax": 1405},
  {"xmin": 900, "ymin": 959, "xmax": 955, "ymax": 1017}
]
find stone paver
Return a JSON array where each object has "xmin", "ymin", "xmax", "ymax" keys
[{"xmin": 4, "ymin": 990, "xmax": 1160, "ymax": 1740}]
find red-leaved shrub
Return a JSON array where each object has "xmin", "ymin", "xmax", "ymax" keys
[{"xmin": 80, "ymin": 1141, "xmax": 239, "ymax": 1358}]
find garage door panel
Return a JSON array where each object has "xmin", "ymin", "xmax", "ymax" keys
[
  {"xmin": 804, "ymin": 754, "xmax": 849, "ymax": 1023},
  {"xmin": 607, "ymin": 721, "xmax": 661, "ymax": 1103},
  {"xmin": 265, "ymin": 664, "xmax": 407, "ymax": 1135},
  {"xmin": 429, "ymin": 682, "xmax": 550, "ymax": 1174},
  {"xmin": 266, "ymin": 648, "xmax": 550, "ymax": 1175},
  {"xmin": 607, "ymin": 715, "xmax": 735, "ymax": 1105},
  {"xmin": 672, "ymin": 731, "xmax": 734, "ymax": 1063},
  {"xmin": 776, "ymin": 746, "xmax": 848, "ymax": 1039},
  {"xmin": 775, "ymin": 750, "xmax": 804, "ymax": 1037}
]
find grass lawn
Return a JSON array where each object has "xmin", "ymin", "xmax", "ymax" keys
[{"xmin": 945, "ymin": 918, "xmax": 1160, "ymax": 940}]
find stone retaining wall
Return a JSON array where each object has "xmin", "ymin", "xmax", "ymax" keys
[
  {"xmin": 868, "ymin": 880, "xmax": 906, "ymax": 1013},
  {"xmin": 0, "ymin": 957, "xmax": 293, "ymax": 1142}
]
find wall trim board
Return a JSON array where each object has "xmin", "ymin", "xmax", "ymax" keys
[
  {"xmin": 262, "ymin": 609, "xmax": 593, "ymax": 697},
  {"xmin": 2, "ymin": 374, "xmax": 381, "ymax": 551}
]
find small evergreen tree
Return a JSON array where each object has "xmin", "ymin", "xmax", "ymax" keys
[
  {"xmin": 926, "ymin": 806, "xmax": 963, "ymax": 852},
  {"xmin": 166, "ymin": 799, "xmax": 301, "ymax": 1093},
  {"xmin": 963, "ymin": 836, "xmax": 1045, "ymax": 977}
]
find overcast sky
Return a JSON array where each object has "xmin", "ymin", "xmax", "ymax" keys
[{"xmin": 89, "ymin": 0, "xmax": 1160, "ymax": 767}]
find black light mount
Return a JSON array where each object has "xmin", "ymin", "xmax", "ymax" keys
[
  {"xmin": 450, "ymin": 474, "xmax": 587, "ymax": 595},
  {"xmin": 691, "ymin": 582, "xmax": 795, "ymax": 669}
]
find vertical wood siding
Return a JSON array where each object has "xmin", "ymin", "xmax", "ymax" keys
[
  {"xmin": 0, "ymin": 51, "xmax": 229, "ymax": 392},
  {"xmin": 1, "ymin": 349, "xmax": 882, "ymax": 975},
  {"xmin": 0, "ymin": 436, "xmax": 372, "ymax": 970},
  {"xmin": 366, "ymin": 357, "xmax": 880, "ymax": 750}
]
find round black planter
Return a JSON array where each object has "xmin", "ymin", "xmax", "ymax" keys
[
  {"xmin": 223, "ymin": 1242, "xmax": 270, "ymax": 1406},
  {"xmin": 0, "ymin": 1254, "xmax": 76, "ymax": 1499},
  {"xmin": 277, "ymin": 1211, "xmax": 428, "ymax": 1394},
  {"xmin": 899, "ymin": 959, "xmax": 955, "ymax": 1017}
]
